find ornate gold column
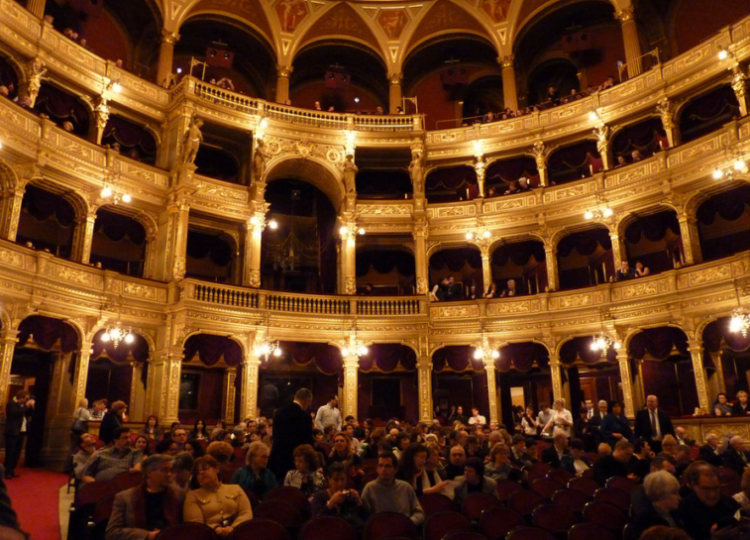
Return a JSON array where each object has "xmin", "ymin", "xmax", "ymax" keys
[
  {"xmin": 500, "ymin": 56, "xmax": 518, "ymax": 112},
  {"xmin": 474, "ymin": 155, "xmax": 486, "ymax": 198},
  {"xmin": 40, "ymin": 352, "xmax": 77, "ymax": 468},
  {"xmin": 594, "ymin": 124, "xmax": 612, "ymax": 171},
  {"xmin": 223, "ymin": 368, "xmax": 237, "ymax": 423},
  {"xmin": 677, "ymin": 211, "xmax": 702, "ymax": 266},
  {"xmin": 26, "ymin": 0, "xmax": 45, "ymax": 19},
  {"xmin": 155, "ymin": 191, "xmax": 190, "ymax": 282},
  {"xmin": 0, "ymin": 182, "xmax": 25, "ymax": 242},
  {"xmin": 484, "ymin": 356, "xmax": 499, "ymax": 424},
  {"xmin": 413, "ymin": 219, "xmax": 429, "ymax": 295},
  {"xmin": 731, "ymin": 65, "xmax": 750, "ymax": 117},
  {"xmin": 615, "ymin": 5, "xmax": 643, "ymax": 78},
  {"xmin": 531, "ymin": 141, "xmax": 549, "ymax": 187},
  {"xmin": 240, "ymin": 352, "xmax": 262, "ymax": 420},
  {"xmin": 544, "ymin": 244, "xmax": 559, "ymax": 291},
  {"xmin": 713, "ymin": 351, "xmax": 726, "ymax": 394},
  {"xmin": 609, "ymin": 230, "xmax": 625, "ymax": 274},
  {"xmin": 152, "ymin": 351, "xmax": 182, "ymax": 424},
  {"xmin": 688, "ymin": 339, "xmax": 711, "ymax": 414},
  {"xmin": 417, "ymin": 355, "xmax": 433, "ymax": 423},
  {"xmin": 91, "ymin": 96, "xmax": 109, "ymax": 145},
  {"xmin": 389, "ymin": 73, "xmax": 403, "ymax": 114},
  {"xmin": 142, "ymin": 232, "xmax": 158, "ymax": 280},
  {"xmin": 339, "ymin": 221, "xmax": 357, "ymax": 295},
  {"xmin": 130, "ymin": 363, "xmax": 146, "ymax": 422},
  {"xmin": 656, "ymin": 98, "xmax": 680, "ymax": 148},
  {"xmin": 549, "ymin": 354, "xmax": 564, "ymax": 404},
  {"xmin": 71, "ymin": 210, "xmax": 97, "ymax": 265},
  {"xmin": 70, "ymin": 343, "xmax": 92, "ymax": 411},
  {"xmin": 276, "ymin": 65, "xmax": 293, "ymax": 104},
  {"xmin": 156, "ymin": 30, "xmax": 180, "ymax": 88},
  {"xmin": 342, "ymin": 354, "xmax": 359, "ymax": 420},
  {"xmin": 617, "ymin": 349, "xmax": 636, "ymax": 419},
  {"xmin": 0, "ymin": 329, "xmax": 19, "ymax": 418},
  {"xmin": 481, "ymin": 245, "xmax": 493, "ymax": 295},
  {"xmin": 243, "ymin": 212, "xmax": 266, "ymax": 288}
]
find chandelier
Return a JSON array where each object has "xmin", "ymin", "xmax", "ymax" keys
[
  {"xmin": 590, "ymin": 333, "xmax": 621, "ymax": 354},
  {"xmin": 473, "ymin": 346, "xmax": 500, "ymax": 360},
  {"xmin": 100, "ymin": 322, "xmax": 134, "ymax": 348},
  {"xmin": 342, "ymin": 343, "xmax": 369, "ymax": 357},
  {"xmin": 255, "ymin": 340, "xmax": 283, "ymax": 360},
  {"xmin": 584, "ymin": 207, "xmax": 613, "ymax": 220},
  {"xmin": 730, "ymin": 310, "xmax": 750, "ymax": 337},
  {"xmin": 101, "ymin": 183, "xmax": 131, "ymax": 204},
  {"xmin": 712, "ymin": 156, "xmax": 748, "ymax": 180}
]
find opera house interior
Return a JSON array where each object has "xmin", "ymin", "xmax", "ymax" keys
[{"xmin": 1, "ymin": 0, "xmax": 750, "ymax": 536}]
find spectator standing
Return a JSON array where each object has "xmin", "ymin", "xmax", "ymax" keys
[
  {"xmin": 634, "ymin": 395, "xmax": 675, "ymax": 453},
  {"xmin": 4, "ymin": 390, "xmax": 34, "ymax": 479},
  {"xmin": 268, "ymin": 388, "xmax": 314, "ymax": 480},
  {"xmin": 543, "ymin": 399, "xmax": 573, "ymax": 438},
  {"xmin": 537, "ymin": 403, "xmax": 554, "ymax": 438},
  {"xmin": 315, "ymin": 396, "xmax": 342, "ymax": 432},
  {"xmin": 468, "ymin": 407, "xmax": 486, "ymax": 426},
  {"xmin": 599, "ymin": 401, "xmax": 633, "ymax": 447},
  {"xmin": 100, "ymin": 401, "xmax": 128, "ymax": 446}
]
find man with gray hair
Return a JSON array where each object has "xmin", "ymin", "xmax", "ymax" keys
[
  {"xmin": 106, "ymin": 454, "xmax": 184, "ymax": 540},
  {"xmin": 698, "ymin": 433, "xmax": 723, "ymax": 467},
  {"xmin": 721, "ymin": 435, "xmax": 750, "ymax": 476},
  {"xmin": 171, "ymin": 452, "xmax": 194, "ymax": 489},
  {"xmin": 629, "ymin": 470, "xmax": 684, "ymax": 538},
  {"xmin": 631, "ymin": 456, "xmax": 677, "ymax": 515}
]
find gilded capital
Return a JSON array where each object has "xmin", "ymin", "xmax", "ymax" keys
[
  {"xmin": 277, "ymin": 65, "xmax": 293, "ymax": 78},
  {"xmin": 500, "ymin": 55, "xmax": 514, "ymax": 69},
  {"xmin": 656, "ymin": 98, "xmax": 675, "ymax": 130},
  {"xmin": 161, "ymin": 29, "xmax": 180, "ymax": 45},
  {"xmin": 388, "ymin": 73, "xmax": 403, "ymax": 86},
  {"xmin": 615, "ymin": 5, "xmax": 635, "ymax": 23}
]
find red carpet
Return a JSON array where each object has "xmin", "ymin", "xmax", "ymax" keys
[{"xmin": 5, "ymin": 468, "xmax": 66, "ymax": 540}]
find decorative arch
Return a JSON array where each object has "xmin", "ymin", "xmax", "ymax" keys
[
  {"xmin": 264, "ymin": 155, "xmax": 344, "ymax": 213},
  {"xmin": 97, "ymin": 204, "xmax": 158, "ymax": 239},
  {"xmin": 17, "ymin": 314, "xmax": 82, "ymax": 352},
  {"xmin": 183, "ymin": 331, "xmax": 246, "ymax": 367},
  {"xmin": 488, "ymin": 233, "xmax": 547, "ymax": 255},
  {"xmin": 0, "ymin": 158, "xmax": 19, "ymax": 191},
  {"xmin": 27, "ymin": 178, "xmax": 91, "ymax": 220},
  {"xmin": 615, "ymin": 203, "xmax": 679, "ymax": 238},
  {"xmin": 179, "ymin": 0, "xmax": 274, "ymax": 48},
  {"xmin": 496, "ymin": 340, "xmax": 551, "ymax": 372},
  {"xmin": 549, "ymin": 222, "xmax": 613, "ymax": 250}
]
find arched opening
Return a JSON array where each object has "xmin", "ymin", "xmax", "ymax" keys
[
  {"xmin": 696, "ymin": 184, "xmax": 750, "ymax": 262},
  {"xmin": 496, "ymin": 342, "xmax": 551, "ymax": 430},
  {"xmin": 527, "ymin": 58, "xmax": 580, "ymax": 107},
  {"xmin": 17, "ymin": 184, "xmax": 76, "ymax": 259},
  {"xmin": 702, "ymin": 317, "xmax": 750, "ymax": 403},
  {"xmin": 186, "ymin": 229, "xmax": 236, "ymax": 284},
  {"xmin": 556, "ymin": 227, "xmax": 614, "ymax": 290},
  {"xmin": 403, "ymin": 35, "xmax": 501, "ymax": 130},
  {"xmin": 354, "ymin": 147, "xmax": 413, "ymax": 200},
  {"xmin": 356, "ymin": 242, "xmax": 415, "ymax": 296},
  {"xmin": 432, "ymin": 346, "xmax": 489, "ymax": 423},
  {"xmin": 0, "ymin": 55, "xmax": 20, "ymax": 100},
  {"xmin": 33, "ymin": 83, "xmax": 90, "ymax": 137},
  {"xmin": 628, "ymin": 326, "xmax": 696, "ymax": 417},
  {"xmin": 490, "ymin": 240, "xmax": 547, "ymax": 296},
  {"xmin": 261, "ymin": 179, "xmax": 337, "ymax": 293},
  {"xmin": 425, "ymin": 165, "xmax": 478, "ymax": 203},
  {"xmin": 192, "ymin": 121, "xmax": 247, "ymax": 184},
  {"xmin": 547, "ymin": 141, "xmax": 602, "ymax": 185},
  {"xmin": 258, "ymin": 341, "xmax": 341, "ymax": 419},
  {"xmin": 13, "ymin": 315, "xmax": 80, "ymax": 467},
  {"xmin": 461, "ymin": 74, "xmax": 505, "ymax": 120},
  {"xmin": 485, "ymin": 156, "xmax": 540, "ymax": 197},
  {"xmin": 678, "ymin": 85, "xmax": 740, "ymax": 144},
  {"xmin": 174, "ymin": 16, "xmax": 276, "ymax": 98},
  {"xmin": 101, "ymin": 115, "xmax": 157, "ymax": 165},
  {"xmin": 290, "ymin": 41, "xmax": 387, "ymax": 112},
  {"xmin": 181, "ymin": 334, "xmax": 243, "ymax": 424},
  {"xmin": 358, "ymin": 344, "xmax": 417, "ymax": 421},
  {"xmin": 90, "ymin": 208, "xmax": 147, "ymax": 277},
  {"xmin": 622, "ymin": 209, "xmax": 682, "ymax": 275},
  {"xmin": 88, "ymin": 329, "xmax": 150, "ymax": 422},
  {"xmin": 611, "ymin": 117, "xmax": 669, "ymax": 164},
  {"xmin": 559, "ymin": 336, "xmax": 621, "ymax": 450},
  {"xmin": 429, "ymin": 247, "xmax": 483, "ymax": 300}
]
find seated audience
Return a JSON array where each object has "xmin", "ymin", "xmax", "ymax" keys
[
  {"xmin": 189, "ymin": 419, "xmax": 208, "ymax": 441},
  {"xmin": 600, "ymin": 401, "xmax": 633, "ymax": 447},
  {"xmin": 139, "ymin": 415, "xmax": 163, "ymax": 441},
  {"xmin": 485, "ymin": 443, "xmax": 522, "ymax": 482},
  {"xmin": 630, "ymin": 438, "xmax": 656, "ymax": 480},
  {"xmin": 231, "ymin": 441, "xmax": 277, "ymax": 500},
  {"xmin": 593, "ymin": 439, "xmax": 635, "ymax": 486},
  {"xmin": 484, "ymin": 283, "xmax": 498, "ymax": 298},
  {"xmin": 155, "ymin": 438, "xmax": 180, "ymax": 455},
  {"xmin": 635, "ymin": 260, "xmax": 650, "ymax": 277},
  {"xmin": 99, "ymin": 401, "xmax": 128, "ymax": 446},
  {"xmin": 560, "ymin": 438, "xmax": 591, "ymax": 476},
  {"xmin": 396, "ymin": 443, "xmax": 428, "ymax": 494},
  {"xmin": 328, "ymin": 432, "xmax": 364, "ymax": 481},
  {"xmin": 419, "ymin": 442, "xmax": 449, "ymax": 495},
  {"xmin": 361, "ymin": 452, "xmax": 424, "ymax": 525},
  {"xmin": 721, "ymin": 435, "xmax": 750, "ymax": 476},
  {"xmin": 675, "ymin": 426, "xmax": 694, "ymax": 446},
  {"xmin": 541, "ymin": 432, "xmax": 569, "ymax": 469},
  {"xmin": 105, "ymin": 454, "xmax": 184, "ymax": 540},
  {"xmin": 184, "ymin": 455, "xmax": 253, "ymax": 537},
  {"xmin": 134, "ymin": 435, "xmax": 151, "ymax": 456},
  {"xmin": 674, "ymin": 445, "xmax": 693, "ymax": 477},
  {"xmin": 454, "ymin": 457, "xmax": 498, "ymax": 507},
  {"xmin": 732, "ymin": 391, "xmax": 750, "ymax": 416},
  {"xmin": 629, "ymin": 470, "xmax": 684, "ymax": 539},
  {"xmin": 661, "ymin": 435, "xmax": 679, "ymax": 458},
  {"xmin": 310, "ymin": 462, "xmax": 367, "ymax": 532},
  {"xmin": 82, "ymin": 427, "xmax": 143, "ymax": 483},
  {"xmin": 697, "ymin": 433, "xmax": 723, "ymax": 468},
  {"xmin": 733, "ymin": 468, "xmax": 750, "ymax": 512},
  {"xmin": 171, "ymin": 451, "xmax": 194, "ymax": 489},
  {"xmin": 210, "ymin": 421, "xmax": 227, "ymax": 440},
  {"xmin": 71, "ymin": 433, "xmax": 98, "ymax": 481},
  {"xmin": 678, "ymin": 462, "xmax": 741, "ymax": 540},
  {"xmin": 510, "ymin": 435, "xmax": 533, "ymax": 467},
  {"xmin": 284, "ymin": 444, "xmax": 325, "ymax": 498},
  {"xmin": 444, "ymin": 445, "xmax": 466, "ymax": 479},
  {"xmin": 631, "ymin": 456, "xmax": 677, "ymax": 515}
]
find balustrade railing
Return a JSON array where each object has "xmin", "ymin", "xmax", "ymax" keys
[
  {"xmin": 193, "ymin": 81, "xmax": 260, "ymax": 115},
  {"xmin": 266, "ymin": 293, "xmax": 351, "ymax": 314},
  {"xmin": 193, "ymin": 283, "xmax": 258, "ymax": 308},
  {"xmin": 357, "ymin": 298, "xmax": 422, "ymax": 315}
]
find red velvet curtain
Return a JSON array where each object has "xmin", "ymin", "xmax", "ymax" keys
[
  {"xmin": 279, "ymin": 341, "xmax": 342, "ymax": 376},
  {"xmin": 430, "ymin": 248, "xmax": 482, "ymax": 271},
  {"xmin": 559, "ymin": 336, "xmax": 617, "ymax": 365},
  {"xmin": 557, "ymin": 228, "xmax": 612, "ymax": 257},
  {"xmin": 496, "ymin": 342, "xmax": 550, "ymax": 372},
  {"xmin": 486, "ymin": 157, "xmax": 540, "ymax": 186},
  {"xmin": 359, "ymin": 344, "xmax": 416, "ymax": 372},
  {"xmin": 183, "ymin": 334, "xmax": 242, "ymax": 367},
  {"xmin": 548, "ymin": 141, "xmax": 600, "ymax": 183},
  {"xmin": 612, "ymin": 117, "xmax": 667, "ymax": 158},
  {"xmin": 22, "ymin": 185, "xmax": 76, "ymax": 227},
  {"xmin": 95, "ymin": 209, "xmax": 146, "ymax": 245},
  {"xmin": 102, "ymin": 115, "xmax": 157, "ymax": 155},
  {"xmin": 18, "ymin": 315, "xmax": 79, "ymax": 352},
  {"xmin": 628, "ymin": 326, "xmax": 688, "ymax": 360},
  {"xmin": 91, "ymin": 329, "xmax": 149, "ymax": 387},
  {"xmin": 433, "ymin": 345, "xmax": 484, "ymax": 373},
  {"xmin": 703, "ymin": 317, "xmax": 750, "ymax": 366},
  {"xmin": 624, "ymin": 212, "xmax": 681, "ymax": 243}
]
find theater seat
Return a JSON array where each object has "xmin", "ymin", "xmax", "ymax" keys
[{"xmin": 154, "ymin": 523, "xmax": 218, "ymax": 540}]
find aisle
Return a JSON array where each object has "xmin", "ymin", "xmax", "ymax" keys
[{"xmin": 4, "ymin": 468, "xmax": 66, "ymax": 540}]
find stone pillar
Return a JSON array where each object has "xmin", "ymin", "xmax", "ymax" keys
[
  {"xmin": 688, "ymin": 340, "xmax": 711, "ymax": 414},
  {"xmin": 531, "ymin": 141, "xmax": 549, "ymax": 187},
  {"xmin": 484, "ymin": 358, "xmax": 499, "ymax": 424},
  {"xmin": 594, "ymin": 124, "xmax": 612, "ymax": 171},
  {"xmin": 616, "ymin": 5, "xmax": 642, "ymax": 78},
  {"xmin": 713, "ymin": 351, "xmax": 726, "ymax": 394},
  {"xmin": 731, "ymin": 65, "xmax": 750, "ymax": 117},
  {"xmin": 71, "ymin": 211, "xmax": 97, "ymax": 264},
  {"xmin": 0, "ymin": 183, "xmax": 25, "ymax": 242},
  {"xmin": 26, "ymin": 0, "xmax": 46, "ymax": 19},
  {"xmin": 389, "ymin": 73, "xmax": 403, "ymax": 114},
  {"xmin": 156, "ymin": 30, "xmax": 180, "ymax": 88},
  {"xmin": 610, "ymin": 230, "xmax": 625, "ymax": 274},
  {"xmin": 677, "ymin": 212, "xmax": 702, "ymax": 266},
  {"xmin": 154, "ymin": 192, "xmax": 190, "ymax": 282},
  {"xmin": 481, "ymin": 245, "xmax": 492, "ymax": 295},
  {"xmin": 223, "ymin": 368, "xmax": 237, "ymax": 423},
  {"xmin": 243, "ymin": 216, "xmax": 265, "ymax": 287},
  {"xmin": 130, "ymin": 363, "xmax": 146, "ymax": 422},
  {"xmin": 40, "ymin": 352, "xmax": 77, "ymax": 468},
  {"xmin": 70, "ymin": 344, "xmax": 92, "ymax": 412},
  {"xmin": 413, "ymin": 220, "xmax": 429, "ymax": 295},
  {"xmin": 142, "ymin": 233, "xmax": 158, "ymax": 280},
  {"xmin": 339, "ymin": 224, "xmax": 357, "ymax": 295},
  {"xmin": 617, "ymin": 349, "xmax": 636, "ymax": 419},
  {"xmin": 417, "ymin": 356, "xmax": 433, "ymax": 423},
  {"xmin": 545, "ymin": 245, "xmax": 559, "ymax": 291},
  {"xmin": 0, "ymin": 329, "xmax": 19, "ymax": 417},
  {"xmin": 656, "ymin": 99, "xmax": 680, "ymax": 148},
  {"xmin": 549, "ymin": 355, "xmax": 564, "ymax": 404},
  {"xmin": 500, "ymin": 56, "xmax": 518, "ymax": 112},
  {"xmin": 342, "ymin": 355, "xmax": 359, "ymax": 420},
  {"xmin": 240, "ymin": 353, "xmax": 261, "ymax": 420},
  {"xmin": 151, "ymin": 352, "xmax": 182, "ymax": 424},
  {"xmin": 276, "ymin": 65, "xmax": 293, "ymax": 104}
]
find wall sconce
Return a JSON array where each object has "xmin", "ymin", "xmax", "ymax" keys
[
  {"xmin": 584, "ymin": 208, "xmax": 613, "ymax": 220},
  {"xmin": 466, "ymin": 230, "xmax": 491, "ymax": 240}
]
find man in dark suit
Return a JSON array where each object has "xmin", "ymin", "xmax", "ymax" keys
[
  {"xmin": 268, "ymin": 387, "xmax": 314, "ymax": 481},
  {"xmin": 3, "ymin": 390, "xmax": 34, "ymax": 479},
  {"xmin": 593, "ymin": 439, "xmax": 635, "ymax": 486},
  {"xmin": 721, "ymin": 435, "xmax": 750, "ymax": 476},
  {"xmin": 697, "ymin": 433, "xmax": 723, "ymax": 468},
  {"xmin": 541, "ymin": 432, "xmax": 569, "ymax": 469},
  {"xmin": 587, "ymin": 400, "xmax": 608, "ymax": 450},
  {"xmin": 678, "ymin": 463, "xmax": 741, "ymax": 540},
  {"xmin": 634, "ymin": 395, "xmax": 675, "ymax": 454}
]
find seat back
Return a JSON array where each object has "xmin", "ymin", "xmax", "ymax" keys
[
  {"xmin": 528, "ymin": 463, "xmax": 553, "ymax": 481},
  {"xmin": 567, "ymin": 523, "xmax": 617, "ymax": 540},
  {"xmin": 419, "ymin": 493, "xmax": 459, "ymax": 518},
  {"xmin": 155, "ymin": 523, "xmax": 218, "ymax": 540},
  {"xmin": 593, "ymin": 487, "xmax": 631, "ymax": 510},
  {"xmin": 551, "ymin": 489, "xmax": 589, "ymax": 513},
  {"xmin": 254, "ymin": 498, "xmax": 304, "ymax": 538},
  {"xmin": 508, "ymin": 490, "xmax": 545, "ymax": 517},
  {"xmin": 531, "ymin": 503, "xmax": 578, "ymax": 535},
  {"xmin": 113, "ymin": 470, "xmax": 142, "ymax": 491},
  {"xmin": 299, "ymin": 516, "xmax": 357, "ymax": 540},
  {"xmin": 567, "ymin": 478, "xmax": 599, "ymax": 498},
  {"xmin": 531, "ymin": 479, "xmax": 562, "ymax": 500},
  {"xmin": 604, "ymin": 476, "xmax": 636, "ymax": 494},
  {"xmin": 582, "ymin": 502, "xmax": 628, "ymax": 531},
  {"xmin": 423, "ymin": 511, "xmax": 472, "ymax": 540},
  {"xmin": 265, "ymin": 486, "xmax": 311, "ymax": 515},
  {"xmin": 506, "ymin": 526, "xmax": 556, "ymax": 540},
  {"xmin": 229, "ymin": 519, "xmax": 291, "ymax": 540},
  {"xmin": 478, "ymin": 507, "xmax": 525, "ymax": 540},
  {"xmin": 93, "ymin": 493, "xmax": 116, "ymax": 525},
  {"xmin": 363, "ymin": 511, "xmax": 418, "ymax": 540},
  {"xmin": 546, "ymin": 469, "xmax": 574, "ymax": 486},
  {"xmin": 442, "ymin": 531, "xmax": 489, "ymax": 540},
  {"xmin": 496, "ymin": 480, "xmax": 523, "ymax": 503},
  {"xmin": 75, "ymin": 479, "xmax": 119, "ymax": 507},
  {"xmin": 461, "ymin": 492, "xmax": 501, "ymax": 521}
]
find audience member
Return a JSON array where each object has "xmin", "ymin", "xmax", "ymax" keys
[
  {"xmin": 631, "ymin": 456, "xmax": 677, "ymax": 515},
  {"xmin": 188, "ymin": 419, "xmax": 208, "ymax": 441},
  {"xmin": 231, "ymin": 441, "xmax": 277, "ymax": 499},
  {"xmin": 714, "ymin": 394, "xmax": 733, "ymax": 417},
  {"xmin": 284, "ymin": 444, "xmax": 325, "ymax": 498},
  {"xmin": 541, "ymin": 432, "xmax": 569, "ymax": 469},
  {"xmin": 678, "ymin": 462, "xmax": 741, "ymax": 540},
  {"xmin": 71, "ymin": 433, "xmax": 98, "ymax": 481},
  {"xmin": 100, "ymin": 401, "xmax": 128, "ymax": 446},
  {"xmin": 269, "ymin": 388, "xmax": 314, "ymax": 480},
  {"xmin": 731, "ymin": 391, "xmax": 750, "ymax": 416},
  {"xmin": 733, "ymin": 468, "xmax": 750, "ymax": 512},
  {"xmin": 454, "ymin": 456, "xmax": 498, "ymax": 507},
  {"xmin": 134, "ymin": 435, "xmax": 151, "ymax": 456},
  {"xmin": 361, "ymin": 452, "xmax": 424, "ymax": 525},
  {"xmin": 635, "ymin": 260, "xmax": 650, "ymax": 277},
  {"xmin": 139, "ymin": 415, "xmax": 163, "ymax": 441},
  {"xmin": 630, "ymin": 438, "xmax": 656, "ymax": 480},
  {"xmin": 543, "ymin": 399, "xmax": 572, "ymax": 438},
  {"xmin": 593, "ymin": 439, "xmax": 635, "ymax": 486},
  {"xmin": 315, "ymin": 396, "xmax": 342, "ymax": 432},
  {"xmin": 310, "ymin": 462, "xmax": 367, "ymax": 532},
  {"xmin": 616, "ymin": 261, "xmax": 635, "ymax": 281},
  {"xmin": 629, "ymin": 470, "xmax": 684, "ymax": 539},
  {"xmin": 537, "ymin": 403, "xmax": 554, "ymax": 438},
  {"xmin": 183, "ymin": 440, "xmax": 205, "ymax": 459},
  {"xmin": 600, "ymin": 401, "xmax": 633, "ymax": 447},
  {"xmin": 634, "ymin": 395, "xmax": 675, "ymax": 453},
  {"xmin": 485, "ymin": 443, "xmax": 521, "ymax": 481},
  {"xmin": 82, "ymin": 427, "xmax": 143, "ymax": 483},
  {"xmin": 4, "ymin": 390, "xmax": 34, "ymax": 479},
  {"xmin": 561, "ymin": 438, "xmax": 591, "ymax": 476},
  {"xmin": 721, "ymin": 435, "xmax": 750, "ymax": 476},
  {"xmin": 171, "ymin": 452, "xmax": 194, "ymax": 489},
  {"xmin": 697, "ymin": 433, "xmax": 723, "ymax": 467}
]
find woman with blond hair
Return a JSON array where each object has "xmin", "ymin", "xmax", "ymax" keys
[{"xmin": 231, "ymin": 441, "xmax": 277, "ymax": 499}]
